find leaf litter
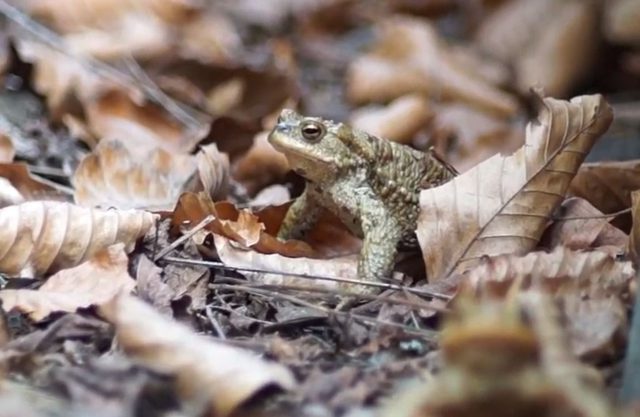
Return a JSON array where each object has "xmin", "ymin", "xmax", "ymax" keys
[{"xmin": 0, "ymin": 1, "xmax": 638, "ymax": 417}]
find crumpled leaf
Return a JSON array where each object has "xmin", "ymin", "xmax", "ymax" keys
[
  {"xmin": 0, "ymin": 201, "xmax": 156, "ymax": 277},
  {"xmin": 0, "ymin": 133, "xmax": 15, "ymax": 163},
  {"xmin": 214, "ymin": 234, "xmax": 360, "ymax": 293},
  {"xmin": 417, "ymin": 93, "xmax": 613, "ymax": 281},
  {"xmin": 232, "ymin": 131, "xmax": 290, "ymax": 195},
  {"xmin": 463, "ymin": 247, "xmax": 633, "ymax": 360},
  {"xmin": 628, "ymin": 190, "xmax": 640, "ymax": 266},
  {"xmin": 73, "ymin": 138, "xmax": 196, "ymax": 210},
  {"xmin": 0, "ymin": 244, "xmax": 135, "ymax": 321},
  {"xmin": 0, "ymin": 164, "xmax": 66, "ymax": 203},
  {"xmin": 569, "ymin": 159, "xmax": 640, "ymax": 217},
  {"xmin": 475, "ymin": 0, "xmax": 599, "ymax": 97},
  {"xmin": 347, "ymin": 17, "xmax": 518, "ymax": 116},
  {"xmin": 195, "ymin": 143, "xmax": 230, "ymax": 201},
  {"xmin": 541, "ymin": 197, "xmax": 628, "ymax": 254},
  {"xmin": 99, "ymin": 294, "xmax": 295, "ymax": 417},
  {"xmin": 349, "ymin": 94, "xmax": 432, "ymax": 145}
]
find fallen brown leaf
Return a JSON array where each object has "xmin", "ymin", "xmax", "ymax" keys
[
  {"xmin": 349, "ymin": 95, "xmax": 432, "ymax": 145},
  {"xmin": 541, "ymin": 197, "xmax": 628, "ymax": 254},
  {"xmin": 569, "ymin": 159, "xmax": 640, "ymax": 218},
  {"xmin": 0, "ymin": 201, "xmax": 156, "ymax": 277},
  {"xmin": 0, "ymin": 244, "xmax": 135, "ymax": 321},
  {"xmin": 0, "ymin": 134, "xmax": 15, "ymax": 163},
  {"xmin": 475, "ymin": 0, "xmax": 599, "ymax": 97},
  {"xmin": 232, "ymin": 131, "xmax": 291, "ymax": 195},
  {"xmin": 347, "ymin": 17, "xmax": 519, "ymax": 116},
  {"xmin": 417, "ymin": 93, "xmax": 613, "ymax": 281},
  {"xmin": 0, "ymin": 163, "xmax": 68, "ymax": 202},
  {"xmin": 99, "ymin": 294, "xmax": 295, "ymax": 417},
  {"xmin": 195, "ymin": 143, "xmax": 230, "ymax": 201},
  {"xmin": 463, "ymin": 247, "xmax": 633, "ymax": 360},
  {"xmin": 73, "ymin": 138, "xmax": 197, "ymax": 210}
]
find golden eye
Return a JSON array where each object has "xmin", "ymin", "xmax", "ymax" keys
[{"xmin": 300, "ymin": 121, "xmax": 325, "ymax": 142}]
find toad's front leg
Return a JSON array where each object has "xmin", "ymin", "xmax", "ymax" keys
[
  {"xmin": 359, "ymin": 218, "xmax": 403, "ymax": 283},
  {"xmin": 278, "ymin": 187, "xmax": 321, "ymax": 240}
]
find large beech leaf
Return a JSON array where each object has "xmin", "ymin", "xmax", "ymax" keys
[{"xmin": 417, "ymin": 93, "xmax": 613, "ymax": 281}]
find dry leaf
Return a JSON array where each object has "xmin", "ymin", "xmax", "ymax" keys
[
  {"xmin": 417, "ymin": 93, "xmax": 613, "ymax": 281},
  {"xmin": 476, "ymin": 0, "xmax": 599, "ymax": 97},
  {"xmin": 0, "ymin": 201, "xmax": 156, "ymax": 277},
  {"xmin": 0, "ymin": 134, "xmax": 15, "ymax": 163},
  {"xmin": 569, "ymin": 159, "xmax": 640, "ymax": 217},
  {"xmin": 347, "ymin": 17, "xmax": 518, "ymax": 116},
  {"xmin": 232, "ymin": 131, "xmax": 290, "ymax": 195},
  {"xmin": 629, "ymin": 190, "xmax": 640, "ymax": 266},
  {"xmin": 0, "ymin": 163, "xmax": 68, "ymax": 202},
  {"xmin": 99, "ymin": 294, "xmax": 295, "ymax": 417},
  {"xmin": 463, "ymin": 247, "xmax": 633, "ymax": 360},
  {"xmin": 195, "ymin": 143, "xmax": 230, "ymax": 201},
  {"xmin": 85, "ymin": 89, "xmax": 204, "ymax": 154},
  {"xmin": 214, "ymin": 234, "xmax": 360, "ymax": 293},
  {"xmin": 541, "ymin": 197, "xmax": 628, "ymax": 254},
  {"xmin": 604, "ymin": 0, "xmax": 640, "ymax": 45},
  {"xmin": 73, "ymin": 138, "xmax": 197, "ymax": 210},
  {"xmin": 349, "ymin": 95, "xmax": 432, "ymax": 145},
  {"xmin": 0, "ymin": 244, "xmax": 135, "ymax": 321}
]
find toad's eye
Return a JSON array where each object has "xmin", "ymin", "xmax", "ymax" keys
[{"xmin": 300, "ymin": 121, "xmax": 325, "ymax": 142}]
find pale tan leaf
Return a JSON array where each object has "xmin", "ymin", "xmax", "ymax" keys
[
  {"xmin": 350, "ymin": 95, "xmax": 432, "ymax": 145},
  {"xmin": 476, "ymin": 0, "xmax": 599, "ymax": 97},
  {"xmin": 347, "ymin": 17, "xmax": 518, "ymax": 116},
  {"xmin": 417, "ymin": 93, "xmax": 613, "ymax": 281},
  {"xmin": 232, "ymin": 131, "xmax": 290, "ymax": 195},
  {"xmin": 463, "ymin": 247, "xmax": 633, "ymax": 360},
  {"xmin": 0, "ymin": 244, "xmax": 135, "ymax": 321},
  {"xmin": 214, "ymin": 234, "xmax": 362, "ymax": 293},
  {"xmin": 0, "ymin": 178, "xmax": 24, "ymax": 208},
  {"xmin": 0, "ymin": 201, "xmax": 156, "ymax": 277},
  {"xmin": 73, "ymin": 138, "xmax": 197, "ymax": 210},
  {"xmin": 542, "ymin": 197, "xmax": 628, "ymax": 254},
  {"xmin": 0, "ymin": 134, "xmax": 15, "ymax": 163},
  {"xmin": 569, "ymin": 159, "xmax": 640, "ymax": 216},
  {"xmin": 195, "ymin": 143, "xmax": 230, "ymax": 201},
  {"xmin": 99, "ymin": 294, "xmax": 295, "ymax": 417}
]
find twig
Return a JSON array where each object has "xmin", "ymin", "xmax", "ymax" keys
[
  {"xmin": 154, "ymin": 215, "xmax": 215, "ymax": 261},
  {"xmin": 204, "ymin": 305, "xmax": 227, "ymax": 340},
  {"xmin": 211, "ymin": 283, "xmax": 439, "ymax": 339},
  {"xmin": 211, "ymin": 276, "xmax": 447, "ymax": 313},
  {"xmin": 165, "ymin": 256, "xmax": 453, "ymax": 301}
]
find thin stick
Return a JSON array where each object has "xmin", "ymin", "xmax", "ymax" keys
[
  {"xmin": 211, "ymin": 283, "xmax": 439, "ymax": 339},
  {"xmin": 154, "ymin": 215, "xmax": 215, "ymax": 261},
  {"xmin": 164, "ymin": 256, "xmax": 452, "ymax": 301},
  {"xmin": 211, "ymin": 276, "xmax": 447, "ymax": 313}
]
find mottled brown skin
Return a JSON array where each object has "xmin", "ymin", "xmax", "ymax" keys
[{"xmin": 268, "ymin": 109, "xmax": 456, "ymax": 283}]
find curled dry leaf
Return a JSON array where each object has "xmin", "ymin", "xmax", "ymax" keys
[
  {"xmin": 99, "ymin": 294, "xmax": 295, "ymax": 417},
  {"xmin": 214, "ymin": 234, "xmax": 359, "ymax": 293},
  {"xmin": 0, "ymin": 201, "xmax": 156, "ymax": 277},
  {"xmin": 541, "ymin": 197, "xmax": 628, "ymax": 254},
  {"xmin": 349, "ymin": 95, "xmax": 432, "ymax": 145},
  {"xmin": 0, "ymin": 244, "xmax": 135, "ymax": 321},
  {"xmin": 569, "ymin": 159, "xmax": 640, "ymax": 217},
  {"xmin": 85, "ymin": 89, "xmax": 204, "ymax": 154},
  {"xmin": 417, "ymin": 93, "xmax": 613, "ymax": 281},
  {"xmin": 73, "ymin": 138, "xmax": 197, "ymax": 210},
  {"xmin": 604, "ymin": 0, "xmax": 640, "ymax": 45},
  {"xmin": 347, "ymin": 17, "xmax": 518, "ymax": 116},
  {"xmin": 232, "ymin": 131, "xmax": 290, "ymax": 195},
  {"xmin": 463, "ymin": 247, "xmax": 633, "ymax": 360},
  {"xmin": 0, "ymin": 164, "xmax": 67, "ymax": 202},
  {"xmin": 384, "ymin": 290, "xmax": 620, "ymax": 417},
  {"xmin": 475, "ymin": 0, "xmax": 599, "ymax": 97},
  {"xmin": 195, "ymin": 143, "xmax": 230, "ymax": 201}
]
